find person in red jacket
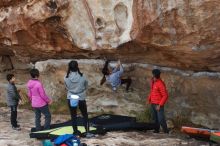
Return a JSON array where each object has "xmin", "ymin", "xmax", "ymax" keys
[{"xmin": 147, "ymin": 69, "xmax": 169, "ymax": 133}]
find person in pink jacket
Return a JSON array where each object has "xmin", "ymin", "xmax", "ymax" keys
[{"xmin": 27, "ymin": 69, "xmax": 52, "ymax": 131}]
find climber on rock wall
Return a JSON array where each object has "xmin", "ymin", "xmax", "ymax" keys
[{"xmin": 101, "ymin": 59, "xmax": 132, "ymax": 92}]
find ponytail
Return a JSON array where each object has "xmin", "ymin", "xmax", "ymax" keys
[
  {"xmin": 100, "ymin": 75, "xmax": 106, "ymax": 85},
  {"xmin": 77, "ymin": 68, "xmax": 83, "ymax": 77},
  {"xmin": 100, "ymin": 60, "xmax": 110, "ymax": 85},
  {"xmin": 102, "ymin": 60, "xmax": 110, "ymax": 76},
  {"xmin": 66, "ymin": 60, "xmax": 83, "ymax": 78},
  {"xmin": 66, "ymin": 68, "xmax": 71, "ymax": 78}
]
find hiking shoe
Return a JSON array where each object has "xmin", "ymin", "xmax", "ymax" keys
[
  {"xmin": 85, "ymin": 132, "xmax": 95, "ymax": 138},
  {"xmin": 12, "ymin": 126, "xmax": 21, "ymax": 131},
  {"xmin": 73, "ymin": 130, "xmax": 82, "ymax": 137}
]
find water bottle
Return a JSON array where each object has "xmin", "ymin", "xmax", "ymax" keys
[{"xmin": 72, "ymin": 139, "xmax": 78, "ymax": 146}]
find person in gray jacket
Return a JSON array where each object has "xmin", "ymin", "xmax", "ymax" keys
[
  {"xmin": 64, "ymin": 60, "xmax": 93, "ymax": 138},
  {"xmin": 6, "ymin": 74, "xmax": 21, "ymax": 130}
]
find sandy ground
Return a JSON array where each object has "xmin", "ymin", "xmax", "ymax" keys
[{"xmin": 0, "ymin": 107, "xmax": 215, "ymax": 146}]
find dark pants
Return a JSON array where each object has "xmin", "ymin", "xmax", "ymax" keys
[
  {"xmin": 68, "ymin": 100, "xmax": 89, "ymax": 133},
  {"xmin": 121, "ymin": 78, "xmax": 132, "ymax": 91},
  {"xmin": 151, "ymin": 104, "xmax": 168, "ymax": 133},
  {"xmin": 34, "ymin": 105, "xmax": 51, "ymax": 131},
  {"xmin": 10, "ymin": 105, "xmax": 18, "ymax": 127}
]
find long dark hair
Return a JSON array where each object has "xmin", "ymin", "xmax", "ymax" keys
[
  {"xmin": 100, "ymin": 60, "xmax": 110, "ymax": 85},
  {"xmin": 102, "ymin": 60, "xmax": 110, "ymax": 76},
  {"xmin": 66, "ymin": 60, "xmax": 83, "ymax": 78}
]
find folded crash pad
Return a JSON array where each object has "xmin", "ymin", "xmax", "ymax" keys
[
  {"xmin": 90, "ymin": 114, "xmax": 155, "ymax": 131},
  {"xmin": 90, "ymin": 114, "xmax": 136, "ymax": 125},
  {"xmin": 30, "ymin": 126, "xmax": 103, "ymax": 139},
  {"xmin": 181, "ymin": 126, "xmax": 219, "ymax": 141},
  {"xmin": 30, "ymin": 114, "xmax": 156, "ymax": 139},
  {"xmin": 49, "ymin": 126, "xmax": 96, "ymax": 138},
  {"xmin": 31, "ymin": 117, "xmax": 85, "ymax": 132},
  {"xmin": 30, "ymin": 127, "xmax": 61, "ymax": 139},
  {"xmin": 129, "ymin": 122, "xmax": 156, "ymax": 131},
  {"xmin": 210, "ymin": 132, "xmax": 220, "ymax": 144},
  {"xmin": 90, "ymin": 114, "xmax": 136, "ymax": 131}
]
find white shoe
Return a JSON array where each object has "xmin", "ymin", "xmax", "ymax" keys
[
  {"xmin": 85, "ymin": 132, "xmax": 95, "ymax": 138},
  {"xmin": 12, "ymin": 126, "xmax": 21, "ymax": 131}
]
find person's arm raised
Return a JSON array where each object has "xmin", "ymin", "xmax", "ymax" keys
[{"xmin": 118, "ymin": 60, "xmax": 124, "ymax": 75}]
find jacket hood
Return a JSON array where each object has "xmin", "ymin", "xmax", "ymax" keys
[
  {"xmin": 66, "ymin": 72, "xmax": 81, "ymax": 83},
  {"xmin": 27, "ymin": 79, "xmax": 39, "ymax": 89}
]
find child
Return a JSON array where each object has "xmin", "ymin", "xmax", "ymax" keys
[
  {"xmin": 27, "ymin": 69, "xmax": 52, "ymax": 131},
  {"xmin": 6, "ymin": 74, "xmax": 21, "ymax": 130},
  {"xmin": 64, "ymin": 60, "xmax": 94, "ymax": 138},
  {"xmin": 101, "ymin": 60, "xmax": 132, "ymax": 92}
]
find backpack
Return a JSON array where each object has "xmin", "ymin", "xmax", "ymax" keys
[
  {"xmin": 42, "ymin": 140, "xmax": 53, "ymax": 146},
  {"xmin": 54, "ymin": 134, "xmax": 80, "ymax": 146}
]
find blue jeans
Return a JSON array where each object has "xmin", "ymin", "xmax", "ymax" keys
[
  {"xmin": 151, "ymin": 104, "xmax": 168, "ymax": 133},
  {"xmin": 34, "ymin": 105, "xmax": 51, "ymax": 131}
]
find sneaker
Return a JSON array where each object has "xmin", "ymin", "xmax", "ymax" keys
[
  {"xmin": 12, "ymin": 126, "xmax": 21, "ymax": 131},
  {"xmin": 73, "ymin": 130, "xmax": 82, "ymax": 137},
  {"xmin": 85, "ymin": 132, "xmax": 95, "ymax": 138},
  {"xmin": 112, "ymin": 87, "xmax": 117, "ymax": 92}
]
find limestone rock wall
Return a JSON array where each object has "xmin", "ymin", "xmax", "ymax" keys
[
  {"xmin": 0, "ymin": 0, "xmax": 220, "ymax": 130},
  {"xmin": 0, "ymin": 0, "xmax": 220, "ymax": 71},
  {"xmin": 35, "ymin": 59, "xmax": 220, "ymax": 129},
  {"xmin": 1, "ymin": 59, "xmax": 220, "ymax": 129}
]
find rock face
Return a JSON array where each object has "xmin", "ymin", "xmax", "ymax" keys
[
  {"xmin": 1, "ymin": 59, "xmax": 220, "ymax": 129},
  {"xmin": 0, "ymin": 0, "xmax": 220, "ymax": 71},
  {"xmin": 0, "ymin": 1, "xmax": 220, "ymax": 144},
  {"xmin": 34, "ymin": 60, "xmax": 220, "ymax": 129}
]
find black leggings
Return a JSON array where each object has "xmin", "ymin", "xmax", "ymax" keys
[
  {"xmin": 68, "ymin": 100, "xmax": 89, "ymax": 133},
  {"xmin": 121, "ymin": 78, "xmax": 132, "ymax": 91}
]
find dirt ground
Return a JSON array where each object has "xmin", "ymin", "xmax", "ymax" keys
[{"xmin": 0, "ymin": 107, "xmax": 216, "ymax": 146}]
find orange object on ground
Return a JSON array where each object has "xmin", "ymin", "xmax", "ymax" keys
[
  {"xmin": 210, "ymin": 132, "xmax": 220, "ymax": 143},
  {"xmin": 181, "ymin": 126, "xmax": 211, "ymax": 139}
]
